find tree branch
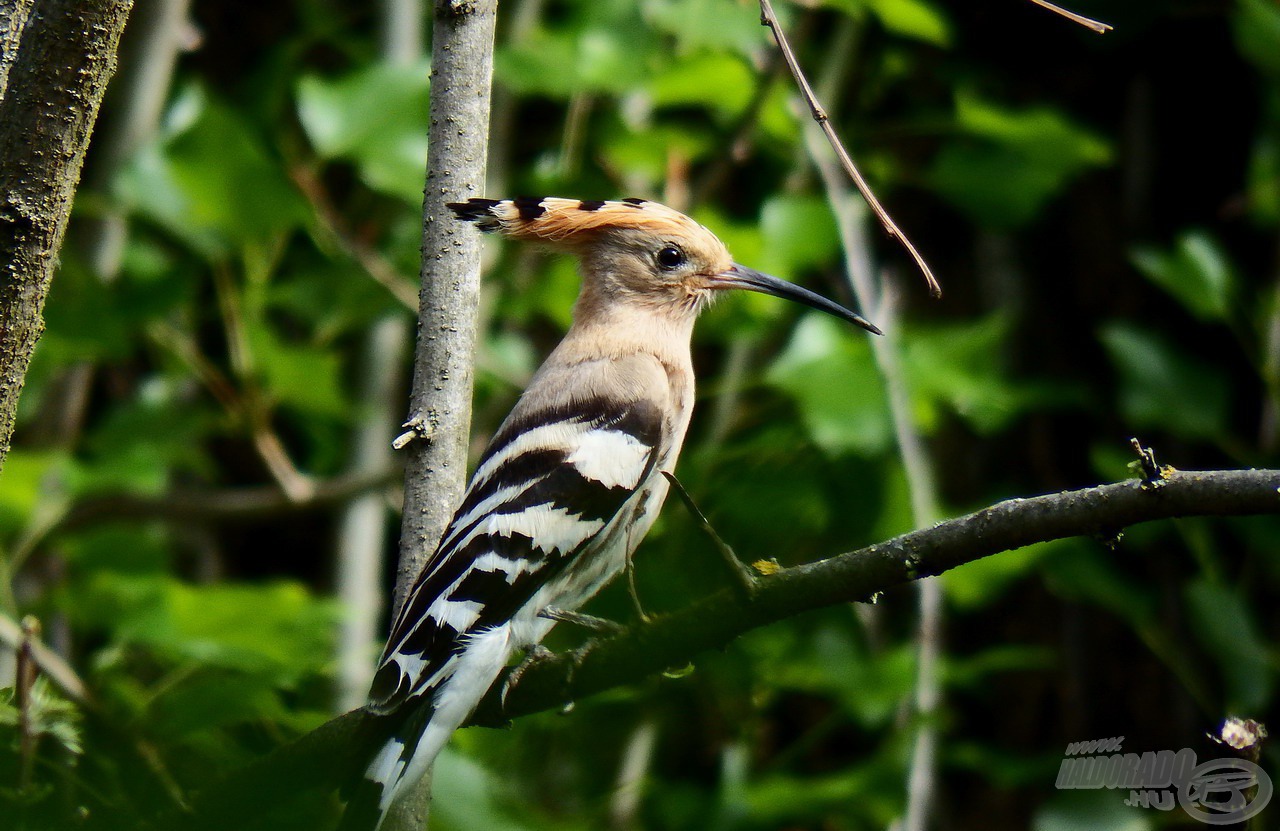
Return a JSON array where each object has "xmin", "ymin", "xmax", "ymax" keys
[
  {"xmin": 57, "ymin": 468, "xmax": 399, "ymax": 529},
  {"xmin": 162, "ymin": 466, "xmax": 1280, "ymax": 831},
  {"xmin": 474, "ymin": 467, "xmax": 1280, "ymax": 724},
  {"xmin": 0, "ymin": 0, "xmax": 134, "ymax": 474}
]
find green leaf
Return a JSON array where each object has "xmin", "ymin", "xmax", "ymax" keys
[
  {"xmin": 0, "ymin": 450, "xmax": 68, "ymax": 537},
  {"xmin": 765, "ymin": 622, "xmax": 917, "ymax": 727},
  {"xmin": 818, "ymin": 0, "xmax": 952, "ymax": 45},
  {"xmin": 942, "ymin": 539, "xmax": 1068, "ymax": 610},
  {"xmin": 78, "ymin": 384, "xmax": 217, "ymax": 494},
  {"xmin": 702, "ymin": 425, "xmax": 834, "ymax": 548},
  {"xmin": 645, "ymin": 0, "xmax": 769, "ymax": 55},
  {"xmin": 297, "ymin": 61, "xmax": 431, "ymax": 202},
  {"xmin": 497, "ymin": 20, "xmax": 654, "ymax": 97},
  {"xmin": 650, "ymin": 53, "xmax": 755, "ymax": 118},
  {"xmin": 1035, "ymin": 788, "xmax": 1155, "ymax": 831},
  {"xmin": 1245, "ymin": 132, "xmax": 1280, "ymax": 224},
  {"xmin": 766, "ymin": 314, "xmax": 892, "ymax": 456},
  {"xmin": 759, "ymin": 195, "xmax": 841, "ymax": 275},
  {"xmin": 118, "ymin": 85, "xmax": 308, "ymax": 257},
  {"xmin": 1184, "ymin": 579, "xmax": 1276, "ymax": 711},
  {"xmin": 863, "ymin": 0, "xmax": 951, "ymax": 46},
  {"xmin": 71, "ymin": 575, "xmax": 336, "ymax": 683},
  {"xmin": 598, "ymin": 124, "xmax": 716, "ymax": 184},
  {"xmin": 147, "ymin": 671, "xmax": 288, "ymax": 738},
  {"xmin": 1130, "ymin": 232, "xmax": 1234, "ymax": 323},
  {"xmin": 250, "ymin": 325, "xmax": 350, "ymax": 419},
  {"xmin": 1233, "ymin": 0, "xmax": 1280, "ymax": 77},
  {"xmin": 429, "ymin": 748, "xmax": 539, "ymax": 831},
  {"xmin": 904, "ymin": 314, "xmax": 1074, "ymax": 434},
  {"xmin": 1098, "ymin": 322, "xmax": 1230, "ymax": 441},
  {"xmin": 1043, "ymin": 545, "xmax": 1156, "ymax": 630},
  {"xmin": 929, "ymin": 93, "xmax": 1112, "ymax": 228}
]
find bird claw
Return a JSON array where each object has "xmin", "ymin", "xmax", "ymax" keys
[
  {"xmin": 539, "ymin": 606, "xmax": 626, "ymax": 635},
  {"xmin": 501, "ymin": 643, "xmax": 555, "ymax": 710}
]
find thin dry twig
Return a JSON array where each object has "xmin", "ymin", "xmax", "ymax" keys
[
  {"xmin": 0, "ymin": 612, "xmax": 88, "ymax": 703},
  {"xmin": 16, "ymin": 616, "xmax": 39, "ymax": 789},
  {"xmin": 758, "ymin": 0, "xmax": 940, "ymax": 298},
  {"xmin": 290, "ymin": 165, "xmax": 419, "ymax": 312},
  {"xmin": 1026, "ymin": 0, "xmax": 1112, "ymax": 34}
]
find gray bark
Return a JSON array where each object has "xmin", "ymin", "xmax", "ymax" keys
[
  {"xmin": 0, "ymin": 0, "xmax": 34, "ymax": 102},
  {"xmin": 394, "ymin": 0, "xmax": 498, "ymax": 613},
  {"xmin": 386, "ymin": 0, "xmax": 498, "ymax": 826},
  {"xmin": 0, "ymin": 0, "xmax": 134, "ymax": 473}
]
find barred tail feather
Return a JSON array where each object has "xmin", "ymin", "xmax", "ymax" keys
[
  {"xmin": 338, "ymin": 716, "xmax": 452, "ymax": 831},
  {"xmin": 340, "ymin": 625, "xmax": 518, "ymax": 831}
]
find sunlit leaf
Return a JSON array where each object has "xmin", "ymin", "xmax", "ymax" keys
[
  {"xmin": 759, "ymin": 194, "xmax": 841, "ymax": 275},
  {"xmin": 297, "ymin": 61, "xmax": 431, "ymax": 202},
  {"xmin": 1098, "ymin": 322, "xmax": 1230, "ymax": 441},
  {"xmin": 118, "ymin": 85, "xmax": 308, "ymax": 257},
  {"xmin": 766, "ymin": 314, "xmax": 893, "ymax": 455},
  {"xmin": 645, "ymin": 0, "xmax": 768, "ymax": 55},
  {"xmin": 929, "ymin": 93, "xmax": 1112, "ymax": 228},
  {"xmin": 1130, "ymin": 231, "xmax": 1234, "ymax": 323},
  {"xmin": 650, "ymin": 53, "xmax": 755, "ymax": 118}
]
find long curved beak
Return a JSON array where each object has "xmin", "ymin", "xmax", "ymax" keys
[{"xmin": 707, "ymin": 264, "xmax": 882, "ymax": 336}]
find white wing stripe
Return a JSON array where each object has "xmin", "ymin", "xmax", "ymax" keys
[{"xmin": 567, "ymin": 428, "xmax": 651, "ymax": 489}]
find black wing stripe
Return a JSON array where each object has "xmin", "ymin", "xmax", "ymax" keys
[
  {"xmin": 480, "ymin": 397, "xmax": 663, "ymax": 473},
  {"xmin": 494, "ymin": 463, "xmax": 634, "ymax": 523},
  {"xmin": 451, "ymin": 447, "xmax": 566, "ymax": 531},
  {"xmin": 449, "ymin": 568, "xmax": 515, "ymax": 604},
  {"xmin": 370, "ymin": 397, "xmax": 665, "ymax": 714}
]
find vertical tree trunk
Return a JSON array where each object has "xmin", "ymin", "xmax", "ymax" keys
[
  {"xmin": 0, "ymin": 0, "xmax": 134, "ymax": 473},
  {"xmin": 387, "ymin": 0, "xmax": 497, "ymax": 826},
  {"xmin": 0, "ymin": 0, "xmax": 35, "ymax": 101},
  {"xmin": 394, "ymin": 0, "xmax": 497, "ymax": 614}
]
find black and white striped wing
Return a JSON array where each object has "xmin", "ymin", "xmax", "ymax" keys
[{"xmin": 366, "ymin": 397, "xmax": 663, "ymax": 715}]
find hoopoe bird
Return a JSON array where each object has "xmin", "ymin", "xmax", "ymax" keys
[{"xmin": 341, "ymin": 196, "xmax": 879, "ymax": 830}]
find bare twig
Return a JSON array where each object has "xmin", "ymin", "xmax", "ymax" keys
[
  {"xmin": 16, "ymin": 616, "xmax": 40, "ymax": 789},
  {"xmin": 758, "ymin": 0, "xmax": 940, "ymax": 297},
  {"xmin": 1026, "ymin": 0, "xmax": 1112, "ymax": 34},
  {"xmin": 290, "ymin": 165, "xmax": 419, "ymax": 312},
  {"xmin": 56, "ymin": 467, "xmax": 398, "ymax": 529},
  {"xmin": 0, "ymin": 612, "xmax": 88, "ymax": 703},
  {"xmin": 661, "ymin": 471, "xmax": 758, "ymax": 598},
  {"xmin": 807, "ymin": 122, "xmax": 944, "ymax": 831}
]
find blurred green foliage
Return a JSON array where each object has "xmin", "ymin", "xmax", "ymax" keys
[{"xmin": 2, "ymin": 0, "xmax": 1279, "ymax": 829}]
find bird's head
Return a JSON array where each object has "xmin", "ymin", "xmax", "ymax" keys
[{"xmin": 447, "ymin": 196, "xmax": 881, "ymax": 335}]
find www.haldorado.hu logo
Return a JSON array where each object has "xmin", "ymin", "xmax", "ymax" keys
[{"xmin": 1055, "ymin": 736, "xmax": 1271, "ymax": 825}]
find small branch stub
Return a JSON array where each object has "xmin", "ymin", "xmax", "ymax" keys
[
  {"xmin": 1129, "ymin": 437, "xmax": 1173, "ymax": 489},
  {"xmin": 393, "ymin": 413, "xmax": 435, "ymax": 450}
]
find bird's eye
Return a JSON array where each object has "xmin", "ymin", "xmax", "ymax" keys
[{"xmin": 656, "ymin": 246, "xmax": 686, "ymax": 271}]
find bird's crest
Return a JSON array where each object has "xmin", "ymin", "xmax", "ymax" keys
[{"xmin": 447, "ymin": 196, "xmax": 707, "ymax": 245}]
